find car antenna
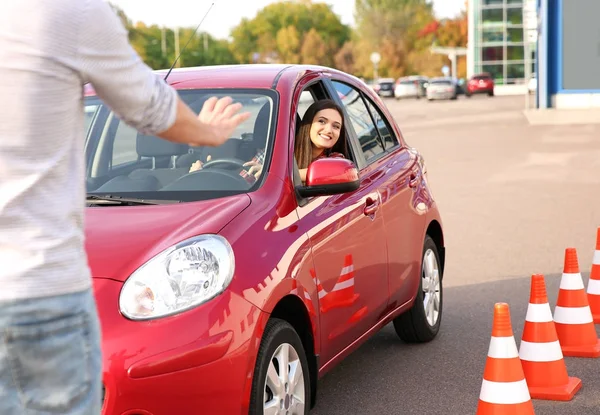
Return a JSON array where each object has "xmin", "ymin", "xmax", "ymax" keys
[{"xmin": 164, "ymin": 1, "xmax": 216, "ymax": 82}]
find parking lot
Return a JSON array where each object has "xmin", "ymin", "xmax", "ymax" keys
[{"xmin": 313, "ymin": 95, "xmax": 600, "ymax": 414}]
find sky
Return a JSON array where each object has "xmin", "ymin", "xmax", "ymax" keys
[{"xmin": 109, "ymin": 0, "xmax": 466, "ymax": 40}]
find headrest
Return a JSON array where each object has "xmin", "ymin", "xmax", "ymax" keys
[
  {"xmin": 136, "ymin": 134, "xmax": 189, "ymax": 157},
  {"xmin": 252, "ymin": 103, "xmax": 271, "ymax": 148}
]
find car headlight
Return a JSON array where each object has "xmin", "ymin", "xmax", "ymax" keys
[{"xmin": 119, "ymin": 235, "xmax": 235, "ymax": 321}]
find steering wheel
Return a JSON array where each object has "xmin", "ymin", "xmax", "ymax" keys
[{"xmin": 201, "ymin": 158, "xmax": 247, "ymax": 171}]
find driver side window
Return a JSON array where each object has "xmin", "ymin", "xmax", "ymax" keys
[{"xmin": 292, "ymin": 81, "xmax": 356, "ymax": 190}]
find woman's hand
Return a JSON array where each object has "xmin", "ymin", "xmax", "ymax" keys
[
  {"xmin": 189, "ymin": 155, "xmax": 211, "ymax": 173},
  {"xmin": 243, "ymin": 160, "xmax": 263, "ymax": 179}
]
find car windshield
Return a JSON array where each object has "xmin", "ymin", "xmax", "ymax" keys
[
  {"xmin": 84, "ymin": 89, "xmax": 277, "ymax": 203},
  {"xmin": 399, "ymin": 80, "xmax": 415, "ymax": 85}
]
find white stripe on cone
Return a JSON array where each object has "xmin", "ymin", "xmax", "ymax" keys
[
  {"xmin": 525, "ymin": 303, "xmax": 553, "ymax": 323},
  {"xmin": 487, "ymin": 336, "xmax": 519, "ymax": 359},
  {"xmin": 554, "ymin": 306, "xmax": 594, "ymax": 324},
  {"xmin": 340, "ymin": 265, "xmax": 354, "ymax": 275},
  {"xmin": 588, "ymin": 278, "xmax": 600, "ymax": 295},
  {"xmin": 559, "ymin": 273, "xmax": 585, "ymax": 290},
  {"xmin": 594, "ymin": 250, "xmax": 600, "ymax": 265},
  {"xmin": 479, "ymin": 379, "xmax": 531, "ymax": 404},
  {"xmin": 519, "ymin": 340, "xmax": 563, "ymax": 362},
  {"xmin": 331, "ymin": 278, "xmax": 354, "ymax": 292}
]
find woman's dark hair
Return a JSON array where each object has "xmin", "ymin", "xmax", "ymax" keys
[{"xmin": 294, "ymin": 99, "xmax": 348, "ymax": 170}]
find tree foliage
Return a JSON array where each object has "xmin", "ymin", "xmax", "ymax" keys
[
  {"xmin": 108, "ymin": 0, "xmax": 469, "ymax": 79},
  {"xmin": 229, "ymin": 0, "xmax": 351, "ymax": 65}
]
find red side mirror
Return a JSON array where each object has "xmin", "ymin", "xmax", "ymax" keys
[{"xmin": 297, "ymin": 158, "xmax": 360, "ymax": 198}]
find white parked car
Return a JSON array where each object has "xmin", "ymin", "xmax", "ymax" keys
[
  {"xmin": 395, "ymin": 78, "xmax": 419, "ymax": 99},
  {"xmin": 427, "ymin": 78, "xmax": 457, "ymax": 101}
]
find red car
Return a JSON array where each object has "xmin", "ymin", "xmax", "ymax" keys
[
  {"xmin": 84, "ymin": 64, "xmax": 445, "ymax": 415},
  {"xmin": 466, "ymin": 73, "xmax": 495, "ymax": 97}
]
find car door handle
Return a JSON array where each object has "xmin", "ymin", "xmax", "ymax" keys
[
  {"xmin": 409, "ymin": 172, "xmax": 419, "ymax": 188},
  {"xmin": 364, "ymin": 198, "xmax": 380, "ymax": 216}
]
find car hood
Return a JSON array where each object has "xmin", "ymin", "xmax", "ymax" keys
[{"xmin": 85, "ymin": 194, "xmax": 251, "ymax": 282}]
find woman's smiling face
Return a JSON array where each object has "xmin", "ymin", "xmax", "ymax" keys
[{"xmin": 309, "ymin": 108, "xmax": 342, "ymax": 152}]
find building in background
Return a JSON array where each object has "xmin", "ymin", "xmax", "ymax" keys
[
  {"xmin": 538, "ymin": 0, "xmax": 600, "ymax": 109},
  {"xmin": 467, "ymin": 0, "xmax": 536, "ymax": 88},
  {"xmin": 468, "ymin": 0, "xmax": 600, "ymax": 108}
]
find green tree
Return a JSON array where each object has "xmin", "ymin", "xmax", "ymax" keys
[
  {"xmin": 301, "ymin": 28, "xmax": 328, "ymax": 65},
  {"xmin": 230, "ymin": 0, "xmax": 351, "ymax": 66},
  {"xmin": 276, "ymin": 26, "xmax": 301, "ymax": 63},
  {"xmin": 334, "ymin": 41, "xmax": 356, "ymax": 74},
  {"xmin": 353, "ymin": 0, "xmax": 437, "ymax": 78}
]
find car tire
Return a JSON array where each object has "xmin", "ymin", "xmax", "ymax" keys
[
  {"xmin": 393, "ymin": 235, "xmax": 443, "ymax": 343},
  {"xmin": 249, "ymin": 318, "xmax": 311, "ymax": 415},
  {"xmin": 488, "ymin": 90, "xmax": 494, "ymax": 97}
]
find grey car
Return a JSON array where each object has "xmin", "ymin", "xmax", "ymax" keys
[{"xmin": 426, "ymin": 78, "xmax": 457, "ymax": 101}]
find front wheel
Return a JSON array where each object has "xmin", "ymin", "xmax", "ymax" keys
[
  {"xmin": 249, "ymin": 319, "xmax": 311, "ymax": 415},
  {"xmin": 393, "ymin": 235, "xmax": 443, "ymax": 343}
]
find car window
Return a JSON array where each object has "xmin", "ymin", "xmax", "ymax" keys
[
  {"xmin": 364, "ymin": 99, "xmax": 398, "ymax": 150},
  {"xmin": 84, "ymin": 89, "xmax": 277, "ymax": 201},
  {"xmin": 112, "ymin": 122, "xmax": 139, "ymax": 166},
  {"xmin": 84, "ymin": 105, "xmax": 99, "ymax": 136},
  {"xmin": 298, "ymin": 90, "xmax": 315, "ymax": 120},
  {"xmin": 331, "ymin": 81, "xmax": 385, "ymax": 162}
]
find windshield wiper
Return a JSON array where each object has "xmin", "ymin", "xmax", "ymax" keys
[{"xmin": 86, "ymin": 195, "xmax": 180, "ymax": 206}]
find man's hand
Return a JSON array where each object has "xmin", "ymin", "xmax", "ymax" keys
[
  {"xmin": 196, "ymin": 97, "xmax": 251, "ymax": 147},
  {"xmin": 157, "ymin": 96, "xmax": 251, "ymax": 148}
]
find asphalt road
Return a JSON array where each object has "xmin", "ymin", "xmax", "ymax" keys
[{"xmin": 312, "ymin": 94, "xmax": 600, "ymax": 414}]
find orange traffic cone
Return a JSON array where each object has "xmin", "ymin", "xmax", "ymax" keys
[
  {"xmin": 586, "ymin": 228, "xmax": 600, "ymax": 323},
  {"xmin": 477, "ymin": 303, "xmax": 535, "ymax": 414},
  {"xmin": 310, "ymin": 269, "xmax": 328, "ymax": 302},
  {"xmin": 553, "ymin": 248, "xmax": 600, "ymax": 357},
  {"xmin": 519, "ymin": 274, "xmax": 582, "ymax": 400},
  {"xmin": 320, "ymin": 254, "xmax": 359, "ymax": 313}
]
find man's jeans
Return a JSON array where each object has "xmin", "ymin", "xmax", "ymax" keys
[{"xmin": 0, "ymin": 289, "xmax": 102, "ymax": 414}]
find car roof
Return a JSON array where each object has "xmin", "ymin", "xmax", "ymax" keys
[{"xmin": 84, "ymin": 64, "xmax": 348, "ymax": 96}]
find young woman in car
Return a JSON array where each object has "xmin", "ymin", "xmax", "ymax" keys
[
  {"xmin": 189, "ymin": 99, "xmax": 349, "ymax": 184},
  {"xmin": 294, "ymin": 99, "xmax": 349, "ymax": 183}
]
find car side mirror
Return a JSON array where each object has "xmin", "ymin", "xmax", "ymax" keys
[{"xmin": 296, "ymin": 158, "xmax": 360, "ymax": 198}]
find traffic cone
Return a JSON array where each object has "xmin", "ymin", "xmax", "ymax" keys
[
  {"xmin": 310, "ymin": 269, "xmax": 328, "ymax": 302},
  {"xmin": 519, "ymin": 274, "xmax": 582, "ymax": 400},
  {"xmin": 586, "ymin": 227, "xmax": 600, "ymax": 323},
  {"xmin": 476, "ymin": 303, "xmax": 535, "ymax": 414},
  {"xmin": 553, "ymin": 248, "xmax": 600, "ymax": 357},
  {"xmin": 320, "ymin": 254, "xmax": 359, "ymax": 314}
]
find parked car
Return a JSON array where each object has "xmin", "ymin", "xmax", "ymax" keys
[
  {"xmin": 375, "ymin": 77, "xmax": 396, "ymax": 98},
  {"xmin": 394, "ymin": 78, "xmax": 419, "ymax": 99},
  {"xmin": 394, "ymin": 76, "xmax": 429, "ymax": 99},
  {"xmin": 466, "ymin": 73, "xmax": 495, "ymax": 97},
  {"xmin": 84, "ymin": 64, "xmax": 445, "ymax": 415},
  {"xmin": 426, "ymin": 77, "xmax": 458, "ymax": 101},
  {"xmin": 455, "ymin": 78, "xmax": 466, "ymax": 96}
]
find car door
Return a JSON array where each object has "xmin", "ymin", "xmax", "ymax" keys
[
  {"xmin": 292, "ymin": 78, "xmax": 389, "ymax": 366},
  {"xmin": 358, "ymin": 93, "xmax": 426, "ymax": 309}
]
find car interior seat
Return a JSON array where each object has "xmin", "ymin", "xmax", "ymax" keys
[
  {"xmin": 237, "ymin": 102, "xmax": 271, "ymax": 162},
  {"xmin": 95, "ymin": 134, "xmax": 189, "ymax": 192}
]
